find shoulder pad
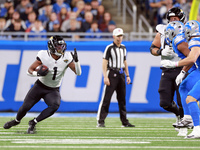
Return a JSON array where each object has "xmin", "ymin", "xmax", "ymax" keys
[
  {"xmin": 173, "ymin": 34, "xmax": 186, "ymax": 46},
  {"xmin": 63, "ymin": 52, "xmax": 73, "ymax": 62},
  {"xmin": 188, "ymin": 38, "xmax": 200, "ymax": 49},
  {"xmin": 156, "ymin": 24, "xmax": 166, "ymax": 35}
]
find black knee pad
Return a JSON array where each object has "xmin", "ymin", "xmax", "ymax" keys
[
  {"xmin": 159, "ymin": 100, "xmax": 171, "ymax": 108},
  {"xmin": 160, "ymin": 100, "xmax": 179, "ymax": 115}
]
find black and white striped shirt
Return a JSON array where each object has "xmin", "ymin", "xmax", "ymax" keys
[{"xmin": 103, "ymin": 42, "xmax": 126, "ymax": 69}]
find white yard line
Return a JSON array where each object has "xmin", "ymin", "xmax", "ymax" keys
[
  {"xmin": 0, "ymin": 137, "xmax": 198, "ymax": 142},
  {"xmin": 0, "ymin": 146, "xmax": 199, "ymax": 149},
  {"xmin": 0, "ymin": 136, "xmax": 187, "ymax": 139},
  {"xmin": 0, "ymin": 127, "xmax": 178, "ymax": 129},
  {"xmin": 7, "ymin": 139, "xmax": 150, "ymax": 144}
]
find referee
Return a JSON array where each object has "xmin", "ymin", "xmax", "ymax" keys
[{"xmin": 96, "ymin": 28, "xmax": 135, "ymax": 127}]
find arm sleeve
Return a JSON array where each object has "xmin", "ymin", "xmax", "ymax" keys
[{"xmin": 74, "ymin": 61, "xmax": 82, "ymax": 75}]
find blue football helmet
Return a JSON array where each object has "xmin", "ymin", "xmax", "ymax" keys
[
  {"xmin": 184, "ymin": 20, "xmax": 200, "ymax": 41},
  {"xmin": 164, "ymin": 21, "xmax": 184, "ymax": 45}
]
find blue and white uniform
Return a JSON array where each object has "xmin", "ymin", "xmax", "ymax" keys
[
  {"xmin": 187, "ymin": 37, "xmax": 200, "ymax": 102},
  {"xmin": 172, "ymin": 33, "xmax": 199, "ymax": 116}
]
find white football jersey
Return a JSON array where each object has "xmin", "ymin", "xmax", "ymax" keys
[
  {"xmin": 156, "ymin": 24, "xmax": 181, "ymax": 62},
  {"xmin": 37, "ymin": 50, "xmax": 73, "ymax": 88}
]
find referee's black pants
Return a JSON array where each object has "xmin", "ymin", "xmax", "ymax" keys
[{"xmin": 97, "ymin": 70, "xmax": 129, "ymax": 125}]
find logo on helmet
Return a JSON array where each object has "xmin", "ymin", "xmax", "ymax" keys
[
  {"xmin": 166, "ymin": 7, "xmax": 186, "ymax": 23},
  {"xmin": 164, "ymin": 21, "xmax": 184, "ymax": 45},
  {"xmin": 184, "ymin": 20, "xmax": 200, "ymax": 41},
  {"xmin": 48, "ymin": 36, "xmax": 67, "ymax": 56}
]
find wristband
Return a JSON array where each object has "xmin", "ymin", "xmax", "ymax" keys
[
  {"xmin": 126, "ymin": 75, "xmax": 129, "ymax": 77},
  {"xmin": 32, "ymin": 71, "xmax": 38, "ymax": 76},
  {"xmin": 175, "ymin": 61, "xmax": 179, "ymax": 67}
]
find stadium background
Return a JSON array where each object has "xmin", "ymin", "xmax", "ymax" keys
[
  {"xmin": 0, "ymin": 40, "xmax": 167, "ymax": 113},
  {"xmin": 0, "ymin": 0, "xmax": 192, "ymax": 113}
]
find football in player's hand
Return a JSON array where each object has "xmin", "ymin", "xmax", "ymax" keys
[{"xmin": 35, "ymin": 65, "xmax": 49, "ymax": 76}]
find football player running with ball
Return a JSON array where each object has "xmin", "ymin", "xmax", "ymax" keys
[{"xmin": 3, "ymin": 35, "xmax": 82, "ymax": 134}]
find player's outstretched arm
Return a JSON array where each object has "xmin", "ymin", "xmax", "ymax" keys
[{"xmin": 70, "ymin": 48, "xmax": 82, "ymax": 75}]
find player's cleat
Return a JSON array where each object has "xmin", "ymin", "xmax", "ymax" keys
[
  {"xmin": 3, "ymin": 119, "xmax": 20, "ymax": 129},
  {"xmin": 184, "ymin": 126, "xmax": 200, "ymax": 139},
  {"xmin": 172, "ymin": 115, "xmax": 181, "ymax": 128},
  {"xmin": 177, "ymin": 118, "xmax": 193, "ymax": 129},
  {"xmin": 177, "ymin": 128, "xmax": 188, "ymax": 136},
  {"xmin": 96, "ymin": 123, "xmax": 105, "ymax": 127},
  {"xmin": 121, "ymin": 123, "xmax": 135, "ymax": 127},
  {"xmin": 27, "ymin": 119, "xmax": 37, "ymax": 134},
  {"xmin": 173, "ymin": 116, "xmax": 193, "ymax": 129}
]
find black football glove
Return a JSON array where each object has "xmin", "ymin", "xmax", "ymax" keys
[
  {"xmin": 71, "ymin": 48, "xmax": 79, "ymax": 62},
  {"xmin": 37, "ymin": 65, "xmax": 49, "ymax": 76}
]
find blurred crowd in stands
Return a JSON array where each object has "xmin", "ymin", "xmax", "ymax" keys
[
  {"xmin": 0, "ymin": 0, "xmax": 196, "ymax": 40},
  {"xmin": 137, "ymin": 0, "xmax": 192, "ymax": 28},
  {"xmin": 0, "ymin": 0, "xmax": 117, "ymax": 39}
]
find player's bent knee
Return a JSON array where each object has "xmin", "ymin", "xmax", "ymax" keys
[
  {"xmin": 186, "ymin": 96, "xmax": 197, "ymax": 104},
  {"xmin": 159, "ymin": 101, "xmax": 171, "ymax": 108},
  {"xmin": 49, "ymin": 103, "xmax": 60, "ymax": 113}
]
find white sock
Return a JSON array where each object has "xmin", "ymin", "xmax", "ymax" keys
[
  {"xmin": 184, "ymin": 115, "xmax": 192, "ymax": 119},
  {"xmin": 194, "ymin": 125, "xmax": 200, "ymax": 129}
]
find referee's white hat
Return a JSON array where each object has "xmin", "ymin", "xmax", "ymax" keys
[{"xmin": 113, "ymin": 28, "xmax": 124, "ymax": 36}]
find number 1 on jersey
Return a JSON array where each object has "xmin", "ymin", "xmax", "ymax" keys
[{"xmin": 52, "ymin": 67, "xmax": 57, "ymax": 80}]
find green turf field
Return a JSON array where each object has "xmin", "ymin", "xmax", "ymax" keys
[{"xmin": 0, "ymin": 117, "xmax": 200, "ymax": 149}]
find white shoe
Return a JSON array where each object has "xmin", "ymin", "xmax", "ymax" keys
[
  {"xmin": 177, "ymin": 128, "xmax": 188, "ymax": 136},
  {"xmin": 185, "ymin": 126, "xmax": 200, "ymax": 139},
  {"xmin": 178, "ymin": 116, "xmax": 193, "ymax": 129},
  {"xmin": 172, "ymin": 115, "xmax": 181, "ymax": 128}
]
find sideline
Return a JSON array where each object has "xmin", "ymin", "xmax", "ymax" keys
[{"xmin": 0, "ymin": 112, "xmax": 175, "ymax": 118}]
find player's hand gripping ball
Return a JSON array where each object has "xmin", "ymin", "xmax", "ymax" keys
[{"xmin": 35, "ymin": 65, "xmax": 49, "ymax": 76}]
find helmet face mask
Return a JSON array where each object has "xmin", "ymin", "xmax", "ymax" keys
[
  {"xmin": 48, "ymin": 36, "xmax": 66, "ymax": 56},
  {"xmin": 166, "ymin": 7, "xmax": 186, "ymax": 23},
  {"xmin": 184, "ymin": 20, "xmax": 200, "ymax": 41},
  {"xmin": 164, "ymin": 21, "xmax": 184, "ymax": 45}
]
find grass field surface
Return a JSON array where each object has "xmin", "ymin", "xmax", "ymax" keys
[{"xmin": 0, "ymin": 115, "xmax": 200, "ymax": 150}]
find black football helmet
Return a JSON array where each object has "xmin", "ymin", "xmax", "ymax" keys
[
  {"xmin": 166, "ymin": 7, "xmax": 186, "ymax": 23},
  {"xmin": 47, "ymin": 36, "xmax": 66, "ymax": 56}
]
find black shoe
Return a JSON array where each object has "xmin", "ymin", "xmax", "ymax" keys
[
  {"xmin": 3, "ymin": 119, "xmax": 20, "ymax": 129},
  {"xmin": 121, "ymin": 123, "xmax": 135, "ymax": 127},
  {"xmin": 96, "ymin": 123, "xmax": 105, "ymax": 127},
  {"xmin": 27, "ymin": 119, "xmax": 37, "ymax": 134}
]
